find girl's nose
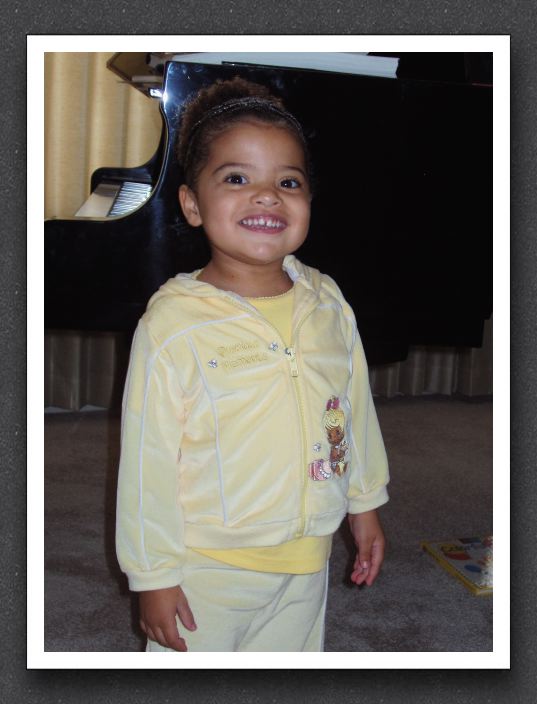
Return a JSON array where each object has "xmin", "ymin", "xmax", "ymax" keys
[{"xmin": 252, "ymin": 186, "xmax": 281, "ymax": 207}]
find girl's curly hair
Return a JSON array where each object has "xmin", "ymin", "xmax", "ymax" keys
[{"xmin": 176, "ymin": 76, "xmax": 312, "ymax": 189}]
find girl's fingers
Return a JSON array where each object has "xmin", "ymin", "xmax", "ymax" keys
[
  {"xmin": 364, "ymin": 543, "xmax": 385, "ymax": 585},
  {"xmin": 145, "ymin": 625, "xmax": 157, "ymax": 643},
  {"xmin": 350, "ymin": 558, "xmax": 368, "ymax": 585},
  {"xmin": 177, "ymin": 597, "xmax": 197, "ymax": 632},
  {"xmin": 143, "ymin": 620, "xmax": 188, "ymax": 651},
  {"xmin": 152, "ymin": 625, "xmax": 168, "ymax": 649},
  {"xmin": 162, "ymin": 622, "xmax": 188, "ymax": 652}
]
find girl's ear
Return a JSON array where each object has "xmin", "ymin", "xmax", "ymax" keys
[{"xmin": 178, "ymin": 185, "xmax": 202, "ymax": 227}]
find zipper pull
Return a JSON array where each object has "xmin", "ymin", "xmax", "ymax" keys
[{"xmin": 285, "ymin": 347, "xmax": 299, "ymax": 377}]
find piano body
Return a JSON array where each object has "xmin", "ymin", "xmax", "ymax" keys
[{"xmin": 45, "ymin": 54, "xmax": 492, "ymax": 366}]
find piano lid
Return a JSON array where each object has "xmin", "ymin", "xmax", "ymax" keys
[{"xmin": 106, "ymin": 52, "xmax": 400, "ymax": 98}]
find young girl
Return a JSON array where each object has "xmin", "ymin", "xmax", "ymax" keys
[{"xmin": 116, "ymin": 76, "xmax": 389, "ymax": 652}]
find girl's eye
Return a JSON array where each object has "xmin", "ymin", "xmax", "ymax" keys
[
  {"xmin": 224, "ymin": 173, "xmax": 247, "ymax": 185},
  {"xmin": 280, "ymin": 178, "xmax": 301, "ymax": 189}
]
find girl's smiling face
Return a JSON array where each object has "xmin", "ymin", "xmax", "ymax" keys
[{"xmin": 179, "ymin": 120, "xmax": 311, "ymax": 271}]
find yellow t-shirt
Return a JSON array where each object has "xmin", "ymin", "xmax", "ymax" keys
[{"xmin": 194, "ymin": 286, "xmax": 332, "ymax": 573}]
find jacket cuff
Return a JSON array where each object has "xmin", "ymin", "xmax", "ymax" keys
[
  {"xmin": 126, "ymin": 567, "xmax": 184, "ymax": 592},
  {"xmin": 347, "ymin": 485, "xmax": 389, "ymax": 515}
]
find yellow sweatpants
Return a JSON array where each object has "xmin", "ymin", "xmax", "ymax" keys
[{"xmin": 146, "ymin": 549, "xmax": 329, "ymax": 652}]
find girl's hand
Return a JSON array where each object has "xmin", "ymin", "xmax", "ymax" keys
[
  {"xmin": 139, "ymin": 585, "xmax": 197, "ymax": 651},
  {"xmin": 348, "ymin": 509, "xmax": 386, "ymax": 586}
]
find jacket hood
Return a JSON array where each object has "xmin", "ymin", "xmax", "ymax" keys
[{"xmin": 147, "ymin": 254, "xmax": 322, "ymax": 311}]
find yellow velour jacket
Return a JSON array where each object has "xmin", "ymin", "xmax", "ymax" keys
[{"xmin": 116, "ymin": 255, "xmax": 389, "ymax": 591}]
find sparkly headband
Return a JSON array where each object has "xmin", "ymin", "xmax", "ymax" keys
[{"xmin": 183, "ymin": 96, "xmax": 306, "ymax": 173}]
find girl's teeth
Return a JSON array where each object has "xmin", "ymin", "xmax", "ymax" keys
[{"xmin": 241, "ymin": 218, "xmax": 282, "ymax": 228}]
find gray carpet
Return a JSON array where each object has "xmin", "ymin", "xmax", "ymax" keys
[{"xmin": 44, "ymin": 395, "xmax": 493, "ymax": 652}]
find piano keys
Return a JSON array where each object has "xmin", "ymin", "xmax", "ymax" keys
[{"xmin": 75, "ymin": 181, "xmax": 153, "ymax": 218}]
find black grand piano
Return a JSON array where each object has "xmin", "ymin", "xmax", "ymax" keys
[{"xmin": 45, "ymin": 53, "xmax": 492, "ymax": 366}]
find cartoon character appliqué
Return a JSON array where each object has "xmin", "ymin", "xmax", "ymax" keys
[{"xmin": 308, "ymin": 396, "xmax": 349, "ymax": 481}]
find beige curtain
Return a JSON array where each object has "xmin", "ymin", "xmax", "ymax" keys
[
  {"xmin": 44, "ymin": 52, "xmax": 161, "ymax": 218},
  {"xmin": 44, "ymin": 52, "xmax": 160, "ymax": 410},
  {"xmin": 44, "ymin": 331, "xmax": 131, "ymax": 410},
  {"xmin": 369, "ymin": 317, "xmax": 492, "ymax": 398},
  {"xmin": 44, "ymin": 53, "xmax": 492, "ymax": 410}
]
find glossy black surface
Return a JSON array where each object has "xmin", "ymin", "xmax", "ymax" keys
[{"xmin": 45, "ymin": 59, "xmax": 492, "ymax": 364}]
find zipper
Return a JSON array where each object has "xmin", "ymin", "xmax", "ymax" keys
[
  {"xmin": 223, "ymin": 291, "xmax": 316, "ymax": 539},
  {"xmin": 284, "ymin": 346, "xmax": 299, "ymax": 376},
  {"xmin": 285, "ymin": 311, "xmax": 316, "ymax": 538}
]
